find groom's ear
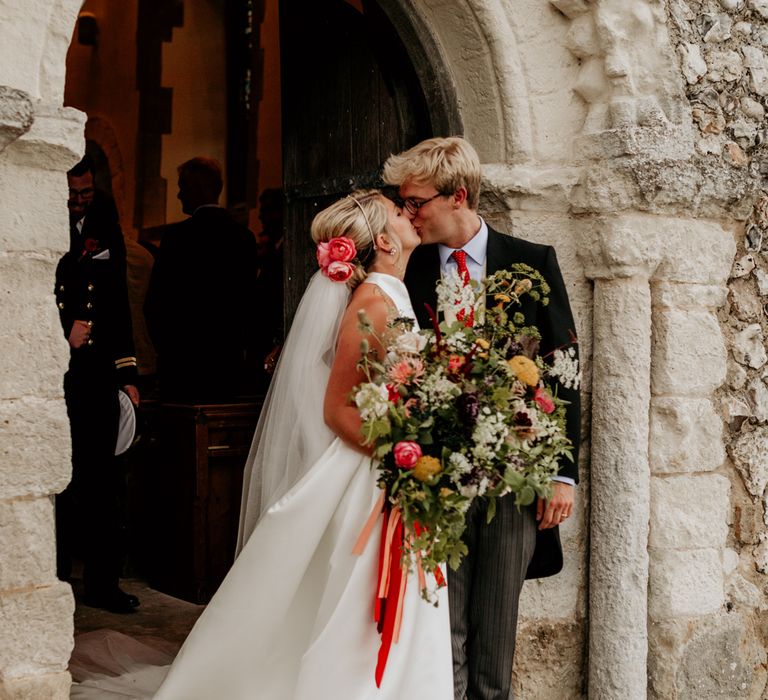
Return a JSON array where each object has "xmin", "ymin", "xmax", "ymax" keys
[{"xmin": 452, "ymin": 186, "xmax": 468, "ymax": 208}]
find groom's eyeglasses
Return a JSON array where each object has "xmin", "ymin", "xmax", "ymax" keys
[{"xmin": 402, "ymin": 192, "xmax": 446, "ymax": 215}]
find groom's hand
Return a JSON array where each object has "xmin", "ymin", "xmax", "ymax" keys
[{"xmin": 536, "ymin": 482, "xmax": 574, "ymax": 530}]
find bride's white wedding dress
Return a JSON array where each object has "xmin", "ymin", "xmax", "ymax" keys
[{"xmin": 72, "ymin": 272, "xmax": 452, "ymax": 699}]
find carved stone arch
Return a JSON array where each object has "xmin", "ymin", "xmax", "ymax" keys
[{"xmin": 378, "ymin": 0, "xmax": 536, "ymax": 165}]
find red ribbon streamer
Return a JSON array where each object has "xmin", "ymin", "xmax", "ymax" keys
[{"xmin": 353, "ymin": 493, "xmax": 447, "ymax": 688}]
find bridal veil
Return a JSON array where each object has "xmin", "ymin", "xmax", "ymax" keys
[{"xmin": 236, "ymin": 270, "xmax": 350, "ymax": 551}]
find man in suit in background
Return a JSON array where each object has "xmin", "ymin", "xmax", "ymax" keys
[
  {"xmin": 383, "ymin": 137, "xmax": 581, "ymax": 700},
  {"xmin": 144, "ymin": 157, "xmax": 259, "ymax": 403},
  {"xmin": 55, "ymin": 155, "xmax": 140, "ymax": 614}
]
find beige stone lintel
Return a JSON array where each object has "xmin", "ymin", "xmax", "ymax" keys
[
  {"xmin": 481, "ymin": 163, "xmax": 583, "ymax": 213},
  {"xmin": 578, "ymin": 214, "xmax": 734, "ymax": 285},
  {"xmin": 5, "ymin": 103, "xmax": 84, "ymax": 172}
]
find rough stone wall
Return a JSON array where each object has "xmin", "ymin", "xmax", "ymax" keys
[
  {"xmin": 425, "ymin": 0, "xmax": 767, "ymax": 697},
  {"xmin": 666, "ymin": 0, "xmax": 768, "ymax": 697},
  {"xmin": 0, "ymin": 1, "xmax": 84, "ymax": 697}
]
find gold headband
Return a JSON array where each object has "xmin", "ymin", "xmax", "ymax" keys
[{"xmin": 347, "ymin": 196, "xmax": 377, "ymax": 250}]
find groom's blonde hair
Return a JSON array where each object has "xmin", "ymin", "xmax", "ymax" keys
[{"xmin": 382, "ymin": 136, "xmax": 481, "ymax": 210}]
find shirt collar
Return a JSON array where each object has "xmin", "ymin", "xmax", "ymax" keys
[
  {"xmin": 192, "ymin": 204, "xmax": 223, "ymax": 215},
  {"xmin": 437, "ymin": 216, "xmax": 488, "ymax": 267}
]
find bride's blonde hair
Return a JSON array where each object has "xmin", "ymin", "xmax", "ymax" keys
[{"xmin": 310, "ymin": 188, "xmax": 387, "ymax": 290}]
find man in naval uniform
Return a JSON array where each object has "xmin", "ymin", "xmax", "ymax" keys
[{"xmin": 55, "ymin": 155, "xmax": 140, "ymax": 614}]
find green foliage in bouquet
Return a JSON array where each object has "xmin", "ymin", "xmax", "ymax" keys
[{"xmin": 353, "ymin": 265, "xmax": 579, "ymax": 595}]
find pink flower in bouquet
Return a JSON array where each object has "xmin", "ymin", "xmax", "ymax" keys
[
  {"xmin": 388, "ymin": 358, "xmax": 424, "ymax": 386},
  {"xmin": 534, "ymin": 387, "xmax": 555, "ymax": 414},
  {"xmin": 393, "ymin": 441, "xmax": 422, "ymax": 469},
  {"xmin": 316, "ymin": 241, "xmax": 332, "ymax": 268},
  {"xmin": 328, "ymin": 236, "xmax": 357, "ymax": 262},
  {"xmin": 325, "ymin": 260, "xmax": 355, "ymax": 282}
]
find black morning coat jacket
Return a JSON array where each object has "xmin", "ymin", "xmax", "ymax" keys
[{"xmin": 405, "ymin": 225, "xmax": 581, "ymax": 579}]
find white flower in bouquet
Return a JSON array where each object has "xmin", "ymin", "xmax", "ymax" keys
[
  {"xmin": 354, "ymin": 382, "xmax": 391, "ymax": 421},
  {"xmin": 471, "ymin": 409, "xmax": 510, "ymax": 462},
  {"xmin": 393, "ymin": 329, "xmax": 427, "ymax": 355},
  {"xmin": 448, "ymin": 452, "xmax": 473, "ymax": 477},
  {"xmin": 550, "ymin": 346, "xmax": 581, "ymax": 390},
  {"xmin": 437, "ymin": 269, "xmax": 477, "ymax": 321},
  {"xmin": 416, "ymin": 367, "xmax": 461, "ymax": 409}
]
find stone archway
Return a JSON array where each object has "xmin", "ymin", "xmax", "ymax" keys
[{"xmin": 1, "ymin": 1, "xmax": 765, "ymax": 698}]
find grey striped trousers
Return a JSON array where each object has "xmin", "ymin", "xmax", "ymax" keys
[{"xmin": 448, "ymin": 497, "xmax": 538, "ymax": 700}]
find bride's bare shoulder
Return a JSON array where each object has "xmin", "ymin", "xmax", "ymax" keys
[{"xmin": 340, "ymin": 282, "xmax": 390, "ymax": 333}]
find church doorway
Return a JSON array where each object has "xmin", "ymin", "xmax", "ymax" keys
[{"xmin": 61, "ymin": 0, "xmax": 460, "ymax": 645}]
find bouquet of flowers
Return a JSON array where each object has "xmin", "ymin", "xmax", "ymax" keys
[{"xmin": 353, "ymin": 264, "xmax": 579, "ymax": 599}]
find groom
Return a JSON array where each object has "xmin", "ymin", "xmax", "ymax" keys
[{"xmin": 382, "ymin": 137, "xmax": 580, "ymax": 700}]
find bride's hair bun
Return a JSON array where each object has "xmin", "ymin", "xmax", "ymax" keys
[{"xmin": 310, "ymin": 188, "xmax": 387, "ymax": 290}]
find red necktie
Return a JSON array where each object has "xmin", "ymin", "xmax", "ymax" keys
[
  {"xmin": 451, "ymin": 250, "xmax": 471, "ymax": 286},
  {"xmin": 451, "ymin": 250, "xmax": 474, "ymax": 326}
]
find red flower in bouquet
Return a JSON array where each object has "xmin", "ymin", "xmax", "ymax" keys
[{"xmin": 393, "ymin": 441, "xmax": 422, "ymax": 469}]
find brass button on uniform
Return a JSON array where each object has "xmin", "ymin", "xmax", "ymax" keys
[
  {"xmin": 86, "ymin": 339, "xmax": 94, "ymax": 346},
  {"xmin": 87, "ymin": 284, "xmax": 94, "ymax": 292},
  {"xmin": 58, "ymin": 285, "xmax": 65, "ymax": 292},
  {"xmin": 86, "ymin": 302, "xmax": 93, "ymax": 310},
  {"xmin": 58, "ymin": 302, "xmax": 65, "ymax": 309}
]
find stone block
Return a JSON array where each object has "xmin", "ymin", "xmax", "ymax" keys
[
  {"xmin": 0, "ymin": 161, "xmax": 70, "ymax": 253},
  {"xmin": 0, "ymin": 583, "xmax": 73, "ymax": 678},
  {"xmin": 8, "ymin": 105, "xmax": 85, "ymax": 173},
  {"xmin": 0, "ymin": 397, "xmax": 71, "ymax": 499},
  {"xmin": 655, "ymin": 219, "xmax": 735, "ymax": 285},
  {"xmin": 649, "ymin": 548, "xmax": 724, "ymax": 618},
  {"xmin": 0, "ymin": 87, "xmax": 33, "ymax": 153},
  {"xmin": 650, "ymin": 474, "xmax": 730, "ymax": 549},
  {"xmin": 649, "ymin": 613, "xmax": 767, "ymax": 699},
  {"xmin": 650, "ymin": 398, "xmax": 725, "ymax": 473},
  {"xmin": 531, "ymin": 91, "xmax": 587, "ymax": 163},
  {"xmin": 0, "ymin": 254, "xmax": 69, "ymax": 400},
  {"xmin": 579, "ymin": 215, "xmax": 733, "ymax": 285},
  {"xmin": 731, "ymin": 323, "xmax": 767, "ymax": 369},
  {"xmin": 728, "ymin": 425, "xmax": 768, "ymax": 500},
  {"xmin": 651, "ymin": 281, "xmax": 728, "ymax": 309},
  {"xmin": 512, "ymin": 619, "xmax": 585, "ymax": 699},
  {"xmin": 652, "ymin": 308, "xmax": 727, "ymax": 395},
  {"xmin": 0, "ymin": 672, "xmax": 70, "ymax": 699},
  {"xmin": 726, "ymin": 572, "xmax": 763, "ymax": 609},
  {"xmin": 0, "ymin": 497, "xmax": 56, "ymax": 590}
]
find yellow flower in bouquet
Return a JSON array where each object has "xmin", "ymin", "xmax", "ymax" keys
[
  {"xmin": 413, "ymin": 456, "xmax": 443, "ymax": 482},
  {"xmin": 507, "ymin": 355, "xmax": 539, "ymax": 387}
]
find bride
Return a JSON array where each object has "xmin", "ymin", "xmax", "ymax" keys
[{"xmin": 72, "ymin": 190, "xmax": 453, "ymax": 698}]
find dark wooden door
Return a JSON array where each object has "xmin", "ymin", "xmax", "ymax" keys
[{"xmin": 280, "ymin": 0, "xmax": 435, "ymax": 325}]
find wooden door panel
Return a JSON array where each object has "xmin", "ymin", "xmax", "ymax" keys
[{"xmin": 280, "ymin": 0, "xmax": 432, "ymax": 326}]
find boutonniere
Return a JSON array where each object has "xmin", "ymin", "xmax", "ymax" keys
[{"xmin": 80, "ymin": 237, "xmax": 101, "ymax": 260}]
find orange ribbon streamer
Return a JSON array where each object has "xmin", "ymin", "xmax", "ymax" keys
[{"xmin": 353, "ymin": 492, "xmax": 446, "ymax": 688}]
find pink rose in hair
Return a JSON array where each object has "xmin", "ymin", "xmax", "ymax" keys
[
  {"xmin": 328, "ymin": 236, "xmax": 357, "ymax": 262},
  {"xmin": 316, "ymin": 241, "xmax": 332, "ymax": 268},
  {"xmin": 325, "ymin": 261, "xmax": 355, "ymax": 282},
  {"xmin": 393, "ymin": 441, "xmax": 422, "ymax": 469}
]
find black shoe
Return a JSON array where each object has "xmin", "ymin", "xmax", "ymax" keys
[
  {"xmin": 120, "ymin": 588, "xmax": 140, "ymax": 608},
  {"xmin": 83, "ymin": 588, "xmax": 139, "ymax": 614}
]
